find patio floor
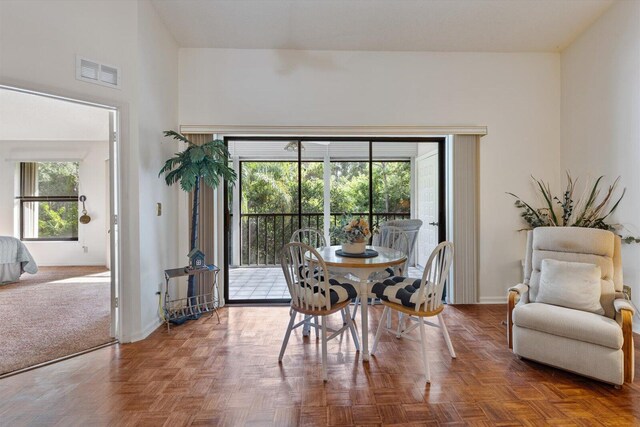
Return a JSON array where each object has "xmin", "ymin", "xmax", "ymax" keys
[{"xmin": 228, "ymin": 266, "xmax": 424, "ymax": 300}]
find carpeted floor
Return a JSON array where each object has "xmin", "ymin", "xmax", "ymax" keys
[{"xmin": 0, "ymin": 266, "xmax": 112, "ymax": 375}]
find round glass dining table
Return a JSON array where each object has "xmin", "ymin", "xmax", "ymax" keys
[{"xmin": 311, "ymin": 245, "xmax": 407, "ymax": 361}]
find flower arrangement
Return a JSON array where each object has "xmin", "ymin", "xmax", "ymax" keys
[
  {"xmin": 508, "ymin": 173, "xmax": 639, "ymax": 243},
  {"xmin": 331, "ymin": 217, "xmax": 372, "ymax": 243}
]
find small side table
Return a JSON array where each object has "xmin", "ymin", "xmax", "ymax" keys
[{"xmin": 163, "ymin": 264, "xmax": 220, "ymax": 331}]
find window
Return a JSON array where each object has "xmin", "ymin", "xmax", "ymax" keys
[{"xmin": 18, "ymin": 162, "xmax": 80, "ymax": 241}]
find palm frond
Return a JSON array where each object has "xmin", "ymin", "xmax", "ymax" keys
[
  {"xmin": 163, "ymin": 130, "xmax": 194, "ymax": 145},
  {"xmin": 189, "ymin": 146, "xmax": 206, "ymax": 163}
]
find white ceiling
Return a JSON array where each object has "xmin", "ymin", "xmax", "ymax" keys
[
  {"xmin": 152, "ymin": 0, "xmax": 613, "ymax": 52},
  {"xmin": 0, "ymin": 89, "xmax": 109, "ymax": 142}
]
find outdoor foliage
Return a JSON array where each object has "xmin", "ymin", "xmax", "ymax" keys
[
  {"xmin": 38, "ymin": 201, "xmax": 78, "ymax": 238},
  {"xmin": 33, "ymin": 162, "xmax": 79, "ymax": 239},
  {"xmin": 238, "ymin": 160, "xmax": 411, "ymax": 265},
  {"xmin": 508, "ymin": 173, "xmax": 638, "ymax": 243},
  {"xmin": 36, "ymin": 162, "xmax": 79, "ymax": 196},
  {"xmin": 240, "ymin": 161, "xmax": 411, "ymax": 215}
]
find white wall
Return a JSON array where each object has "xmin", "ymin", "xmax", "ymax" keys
[
  {"xmin": 0, "ymin": 0, "xmax": 181, "ymax": 342},
  {"xmin": 179, "ymin": 48, "xmax": 562, "ymax": 302},
  {"xmin": 0, "ymin": 141, "xmax": 109, "ymax": 266},
  {"xmin": 135, "ymin": 0, "xmax": 180, "ymax": 339},
  {"xmin": 561, "ymin": 0, "xmax": 640, "ymax": 329}
]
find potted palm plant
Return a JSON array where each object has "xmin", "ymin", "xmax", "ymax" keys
[{"xmin": 159, "ymin": 131, "xmax": 237, "ymax": 305}]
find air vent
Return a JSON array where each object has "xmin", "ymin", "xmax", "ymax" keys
[{"xmin": 76, "ymin": 56, "xmax": 121, "ymax": 89}]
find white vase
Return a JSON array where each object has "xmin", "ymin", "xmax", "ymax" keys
[{"xmin": 341, "ymin": 241, "xmax": 366, "ymax": 254}]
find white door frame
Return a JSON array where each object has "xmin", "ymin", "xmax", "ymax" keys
[
  {"xmin": 414, "ymin": 150, "xmax": 439, "ymax": 268},
  {"xmin": 0, "ymin": 84, "xmax": 123, "ymax": 340}
]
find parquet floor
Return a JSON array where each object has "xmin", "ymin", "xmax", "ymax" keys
[{"xmin": 1, "ymin": 304, "xmax": 639, "ymax": 426}]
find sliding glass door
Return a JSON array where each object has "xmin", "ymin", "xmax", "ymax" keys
[{"xmin": 224, "ymin": 138, "xmax": 445, "ymax": 304}]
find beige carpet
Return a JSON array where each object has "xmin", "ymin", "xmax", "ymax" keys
[{"xmin": 0, "ymin": 266, "xmax": 112, "ymax": 375}]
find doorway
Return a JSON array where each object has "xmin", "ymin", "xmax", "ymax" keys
[
  {"xmin": 0, "ymin": 86, "xmax": 120, "ymax": 375},
  {"xmin": 223, "ymin": 137, "xmax": 445, "ymax": 304}
]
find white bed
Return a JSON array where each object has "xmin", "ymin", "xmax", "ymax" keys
[{"xmin": 0, "ymin": 236, "xmax": 38, "ymax": 284}]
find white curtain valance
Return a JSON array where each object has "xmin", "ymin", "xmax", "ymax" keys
[{"xmin": 180, "ymin": 125, "xmax": 487, "ymax": 138}]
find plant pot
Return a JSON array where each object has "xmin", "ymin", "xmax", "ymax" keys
[{"xmin": 342, "ymin": 241, "xmax": 366, "ymax": 254}]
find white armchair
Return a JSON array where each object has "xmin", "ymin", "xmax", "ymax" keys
[{"xmin": 507, "ymin": 227, "xmax": 634, "ymax": 386}]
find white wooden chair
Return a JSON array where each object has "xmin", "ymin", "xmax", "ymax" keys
[
  {"xmin": 290, "ymin": 228, "xmax": 327, "ymax": 337},
  {"xmin": 373, "ymin": 225, "xmax": 410, "ymax": 275},
  {"xmin": 279, "ymin": 242, "xmax": 359, "ymax": 381},
  {"xmin": 371, "ymin": 241, "xmax": 455, "ymax": 384},
  {"xmin": 380, "ymin": 219, "xmax": 423, "ymax": 267},
  {"xmin": 290, "ymin": 228, "xmax": 327, "ymax": 249}
]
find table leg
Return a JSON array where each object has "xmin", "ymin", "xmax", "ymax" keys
[{"xmin": 355, "ymin": 275, "xmax": 371, "ymax": 362}]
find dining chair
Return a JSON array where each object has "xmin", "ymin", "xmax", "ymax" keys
[
  {"xmin": 372, "ymin": 225, "xmax": 410, "ymax": 276},
  {"xmin": 290, "ymin": 228, "xmax": 327, "ymax": 337},
  {"xmin": 290, "ymin": 228, "xmax": 327, "ymax": 249},
  {"xmin": 380, "ymin": 219, "xmax": 423, "ymax": 267},
  {"xmin": 371, "ymin": 241, "xmax": 455, "ymax": 384},
  {"xmin": 352, "ymin": 226, "xmax": 409, "ymax": 323},
  {"xmin": 279, "ymin": 242, "xmax": 360, "ymax": 381}
]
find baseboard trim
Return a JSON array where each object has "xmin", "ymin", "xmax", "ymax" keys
[
  {"xmin": 127, "ymin": 319, "xmax": 163, "ymax": 343},
  {"xmin": 478, "ymin": 296, "xmax": 508, "ymax": 304}
]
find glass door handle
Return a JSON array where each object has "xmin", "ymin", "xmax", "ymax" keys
[{"xmin": 428, "ymin": 222, "xmax": 439, "ymax": 226}]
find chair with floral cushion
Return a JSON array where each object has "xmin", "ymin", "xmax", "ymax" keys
[{"xmin": 279, "ymin": 242, "xmax": 359, "ymax": 381}]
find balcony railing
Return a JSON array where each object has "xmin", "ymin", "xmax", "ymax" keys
[{"xmin": 237, "ymin": 212, "xmax": 410, "ymax": 266}]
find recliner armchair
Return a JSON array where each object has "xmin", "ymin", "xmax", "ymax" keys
[{"xmin": 507, "ymin": 227, "xmax": 634, "ymax": 386}]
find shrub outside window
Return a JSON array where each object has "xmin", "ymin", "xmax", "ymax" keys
[{"xmin": 18, "ymin": 162, "xmax": 79, "ymax": 241}]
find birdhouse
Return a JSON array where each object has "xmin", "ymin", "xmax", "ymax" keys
[{"xmin": 187, "ymin": 249, "xmax": 206, "ymax": 269}]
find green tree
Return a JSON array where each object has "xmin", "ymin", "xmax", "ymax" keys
[
  {"xmin": 372, "ymin": 162, "xmax": 411, "ymax": 213},
  {"xmin": 34, "ymin": 162, "xmax": 79, "ymax": 238},
  {"xmin": 39, "ymin": 202, "xmax": 78, "ymax": 238},
  {"xmin": 37, "ymin": 162, "xmax": 78, "ymax": 196},
  {"xmin": 160, "ymin": 131, "xmax": 237, "ymax": 300},
  {"xmin": 237, "ymin": 159, "xmax": 411, "ymax": 264}
]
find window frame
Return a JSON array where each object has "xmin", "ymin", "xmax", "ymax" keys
[{"xmin": 17, "ymin": 162, "xmax": 80, "ymax": 242}]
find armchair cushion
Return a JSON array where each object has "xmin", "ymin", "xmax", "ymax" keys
[
  {"xmin": 513, "ymin": 303, "xmax": 623, "ymax": 350},
  {"xmin": 536, "ymin": 259, "xmax": 604, "ymax": 315}
]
